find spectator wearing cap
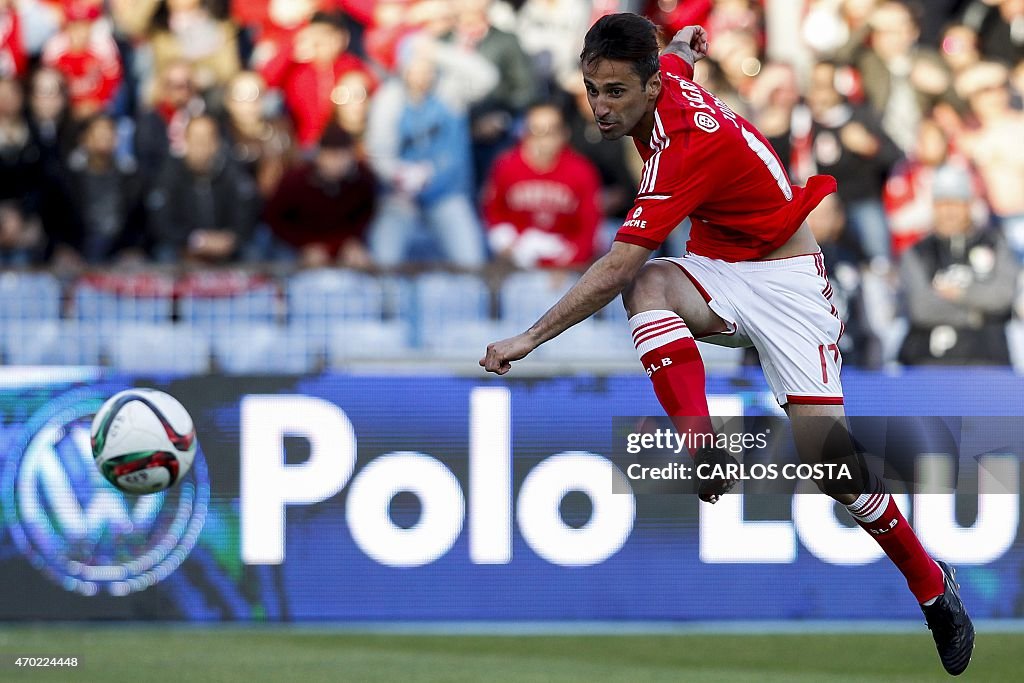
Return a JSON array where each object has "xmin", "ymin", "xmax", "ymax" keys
[
  {"xmin": 41, "ymin": 1, "xmax": 122, "ymax": 119},
  {"xmin": 148, "ymin": 0, "xmax": 241, "ymax": 96},
  {"xmin": 261, "ymin": 10, "xmax": 375, "ymax": 148},
  {"xmin": 899, "ymin": 164, "xmax": 1019, "ymax": 365},
  {"xmin": 482, "ymin": 103, "xmax": 600, "ymax": 269},
  {"xmin": 0, "ymin": 0, "xmax": 26, "ymax": 78},
  {"xmin": 955, "ymin": 60, "xmax": 1024, "ymax": 259},
  {"xmin": 264, "ymin": 124, "xmax": 376, "ymax": 268},
  {"xmin": 146, "ymin": 114, "xmax": 259, "ymax": 263},
  {"xmin": 365, "ymin": 32, "xmax": 496, "ymax": 268},
  {"xmin": 883, "ymin": 119, "xmax": 987, "ymax": 257}
]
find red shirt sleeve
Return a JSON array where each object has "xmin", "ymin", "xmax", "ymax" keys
[
  {"xmin": 660, "ymin": 52, "xmax": 694, "ymax": 81},
  {"xmin": 614, "ymin": 140, "xmax": 710, "ymax": 251}
]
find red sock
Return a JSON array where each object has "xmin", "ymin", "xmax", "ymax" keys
[
  {"xmin": 629, "ymin": 310, "xmax": 714, "ymax": 446},
  {"xmin": 847, "ymin": 474, "xmax": 944, "ymax": 603}
]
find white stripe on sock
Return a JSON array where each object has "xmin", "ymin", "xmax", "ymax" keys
[
  {"xmin": 847, "ymin": 474, "xmax": 891, "ymax": 523},
  {"xmin": 628, "ymin": 310, "xmax": 693, "ymax": 358}
]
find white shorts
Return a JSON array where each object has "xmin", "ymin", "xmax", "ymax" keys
[{"xmin": 656, "ymin": 251, "xmax": 845, "ymax": 406}]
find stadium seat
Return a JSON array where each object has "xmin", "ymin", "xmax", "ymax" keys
[
  {"xmin": 0, "ymin": 272, "xmax": 61, "ymax": 321},
  {"xmin": 287, "ymin": 269, "xmax": 386, "ymax": 323},
  {"xmin": 411, "ymin": 272, "xmax": 492, "ymax": 348},
  {"xmin": 327, "ymin": 320, "xmax": 412, "ymax": 366},
  {"xmin": 3, "ymin": 321, "xmax": 102, "ymax": 366},
  {"xmin": 106, "ymin": 324, "xmax": 210, "ymax": 374},
  {"xmin": 421, "ymin": 320, "xmax": 517, "ymax": 361},
  {"xmin": 536, "ymin": 320, "xmax": 637, "ymax": 363},
  {"xmin": 500, "ymin": 270, "xmax": 580, "ymax": 327},
  {"xmin": 288, "ymin": 269, "xmax": 388, "ymax": 351},
  {"xmin": 414, "ymin": 273, "xmax": 490, "ymax": 321},
  {"xmin": 179, "ymin": 284, "xmax": 280, "ymax": 333},
  {"xmin": 71, "ymin": 279, "xmax": 174, "ymax": 348},
  {"xmin": 211, "ymin": 324, "xmax": 314, "ymax": 374}
]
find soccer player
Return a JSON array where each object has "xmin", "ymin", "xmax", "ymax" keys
[{"xmin": 480, "ymin": 14, "xmax": 974, "ymax": 676}]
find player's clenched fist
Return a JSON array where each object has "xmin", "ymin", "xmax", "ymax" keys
[
  {"xmin": 672, "ymin": 25, "xmax": 709, "ymax": 62},
  {"xmin": 480, "ymin": 333, "xmax": 537, "ymax": 375}
]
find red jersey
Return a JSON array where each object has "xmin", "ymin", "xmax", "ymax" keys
[
  {"xmin": 42, "ymin": 32, "xmax": 122, "ymax": 109},
  {"xmin": 483, "ymin": 145, "xmax": 601, "ymax": 268},
  {"xmin": 615, "ymin": 53, "xmax": 836, "ymax": 262},
  {"xmin": 0, "ymin": 9, "xmax": 26, "ymax": 78},
  {"xmin": 261, "ymin": 46, "xmax": 374, "ymax": 147}
]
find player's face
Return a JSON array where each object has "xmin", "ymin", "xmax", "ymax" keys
[{"xmin": 583, "ymin": 58, "xmax": 660, "ymax": 141}]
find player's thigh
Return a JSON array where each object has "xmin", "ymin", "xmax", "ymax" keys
[
  {"xmin": 621, "ymin": 260, "xmax": 728, "ymax": 337},
  {"xmin": 744, "ymin": 267, "xmax": 844, "ymax": 401}
]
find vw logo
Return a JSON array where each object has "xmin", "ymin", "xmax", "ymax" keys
[{"xmin": 1, "ymin": 387, "xmax": 210, "ymax": 596}]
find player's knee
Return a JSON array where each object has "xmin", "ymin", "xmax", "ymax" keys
[{"xmin": 622, "ymin": 262, "xmax": 675, "ymax": 317}]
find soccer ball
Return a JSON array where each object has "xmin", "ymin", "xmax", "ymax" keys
[{"xmin": 90, "ymin": 389, "xmax": 198, "ymax": 495}]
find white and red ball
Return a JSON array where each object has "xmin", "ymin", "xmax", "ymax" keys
[{"xmin": 90, "ymin": 389, "xmax": 197, "ymax": 494}]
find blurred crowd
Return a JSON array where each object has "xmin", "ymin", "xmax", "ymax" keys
[{"xmin": 0, "ymin": 0, "xmax": 1023, "ymax": 367}]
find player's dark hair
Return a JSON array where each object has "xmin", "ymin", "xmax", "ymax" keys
[{"xmin": 580, "ymin": 13, "xmax": 661, "ymax": 85}]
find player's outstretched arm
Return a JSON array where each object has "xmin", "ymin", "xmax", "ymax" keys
[
  {"xmin": 663, "ymin": 25, "xmax": 709, "ymax": 68},
  {"xmin": 480, "ymin": 242, "xmax": 652, "ymax": 375}
]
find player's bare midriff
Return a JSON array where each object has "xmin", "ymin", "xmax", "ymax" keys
[{"xmin": 759, "ymin": 222, "xmax": 820, "ymax": 260}]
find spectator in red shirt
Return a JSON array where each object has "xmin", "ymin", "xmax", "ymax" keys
[
  {"xmin": 233, "ymin": 0, "xmax": 323, "ymax": 69},
  {"xmin": 0, "ymin": 0, "xmax": 27, "ymax": 78},
  {"xmin": 41, "ymin": 2, "xmax": 121, "ymax": 118},
  {"xmin": 261, "ymin": 10, "xmax": 374, "ymax": 148},
  {"xmin": 482, "ymin": 102, "xmax": 601, "ymax": 269},
  {"xmin": 232, "ymin": 0, "xmax": 374, "ymax": 55},
  {"xmin": 264, "ymin": 124, "xmax": 375, "ymax": 268}
]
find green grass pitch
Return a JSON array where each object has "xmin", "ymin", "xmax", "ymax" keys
[{"xmin": 0, "ymin": 627, "xmax": 1020, "ymax": 682}]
